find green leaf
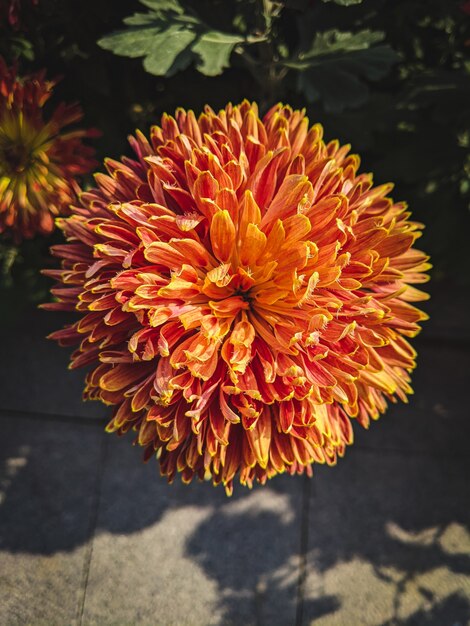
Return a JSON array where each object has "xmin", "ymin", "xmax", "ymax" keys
[
  {"xmin": 98, "ymin": 1, "xmax": 244, "ymax": 78},
  {"xmin": 297, "ymin": 46, "xmax": 399, "ymax": 112},
  {"xmin": 284, "ymin": 30, "xmax": 399, "ymax": 112},
  {"xmin": 99, "ymin": 27, "xmax": 166, "ymax": 58},
  {"xmin": 4, "ymin": 35, "xmax": 35, "ymax": 61},
  {"xmin": 313, "ymin": 45, "xmax": 400, "ymax": 81},
  {"xmin": 297, "ymin": 67, "xmax": 369, "ymax": 112},
  {"xmin": 292, "ymin": 29, "xmax": 386, "ymax": 65},
  {"xmin": 321, "ymin": 0, "xmax": 364, "ymax": 5},
  {"xmin": 138, "ymin": 0, "xmax": 184, "ymax": 14},
  {"xmin": 143, "ymin": 26, "xmax": 197, "ymax": 76},
  {"xmin": 192, "ymin": 31, "xmax": 244, "ymax": 76}
]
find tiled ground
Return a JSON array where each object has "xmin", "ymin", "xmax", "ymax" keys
[{"xmin": 0, "ymin": 288, "xmax": 469, "ymax": 626}]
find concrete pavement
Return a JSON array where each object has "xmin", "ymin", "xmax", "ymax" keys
[{"xmin": 0, "ymin": 287, "xmax": 469, "ymax": 625}]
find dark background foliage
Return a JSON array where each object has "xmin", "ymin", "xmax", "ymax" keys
[{"xmin": 1, "ymin": 0, "xmax": 469, "ymax": 319}]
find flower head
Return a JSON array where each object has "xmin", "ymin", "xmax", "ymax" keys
[
  {"xmin": 0, "ymin": 58, "xmax": 97, "ymax": 240},
  {"xmin": 45, "ymin": 101, "xmax": 430, "ymax": 494}
]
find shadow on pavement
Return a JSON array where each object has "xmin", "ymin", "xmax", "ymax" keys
[
  {"xmin": 185, "ymin": 490, "xmax": 340, "ymax": 626},
  {"xmin": 378, "ymin": 591, "xmax": 470, "ymax": 626}
]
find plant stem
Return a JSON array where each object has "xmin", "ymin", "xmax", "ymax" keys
[{"xmin": 239, "ymin": 0, "xmax": 285, "ymax": 110}]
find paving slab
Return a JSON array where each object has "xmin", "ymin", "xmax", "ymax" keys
[
  {"xmin": 0, "ymin": 307, "xmax": 106, "ymax": 419},
  {"xmin": 0, "ymin": 414, "xmax": 104, "ymax": 626},
  {"xmin": 302, "ymin": 450, "xmax": 470, "ymax": 626},
  {"xmin": 352, "ymin": 341, "xmax": 470, "ymax": 456},
  {"xmin": 81, "ymin": 433, "xmax": 304, "ymax": 626},
  {"xmin": 422, "ymin": 282, "xmax": 470, "ymax": 342}
]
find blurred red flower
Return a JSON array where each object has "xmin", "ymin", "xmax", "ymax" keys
[
  {"xmin": 0, "ymin": 58, "xmax": 98, "ymax": 240},
  {"xmin": 45, "ymin": 101, "xmax": 430, "ymax": 494},
  {"xmin": 0, "ymin": 0, "xmax": 39, "ymax": 29}
]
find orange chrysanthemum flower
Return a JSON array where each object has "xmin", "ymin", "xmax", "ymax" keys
[
  {"xmin": 0, "ymin": 58, "xmax": 97, "ymax": 240},
  {"xmin": 45, "ymin": 101, "xmax": 430, "ymax": 494}
]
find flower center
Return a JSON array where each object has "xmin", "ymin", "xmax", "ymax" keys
[
  {"xmin": 0, "ymin": 140, "xmax": 31, "ymax": 174},
  {"xmin": 0, "ymin": 114, "xmax": 43, "ymax": 178},
  {"xmin": 234, "ymin": 286, "xmax": 252, "ymax": 303}
]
